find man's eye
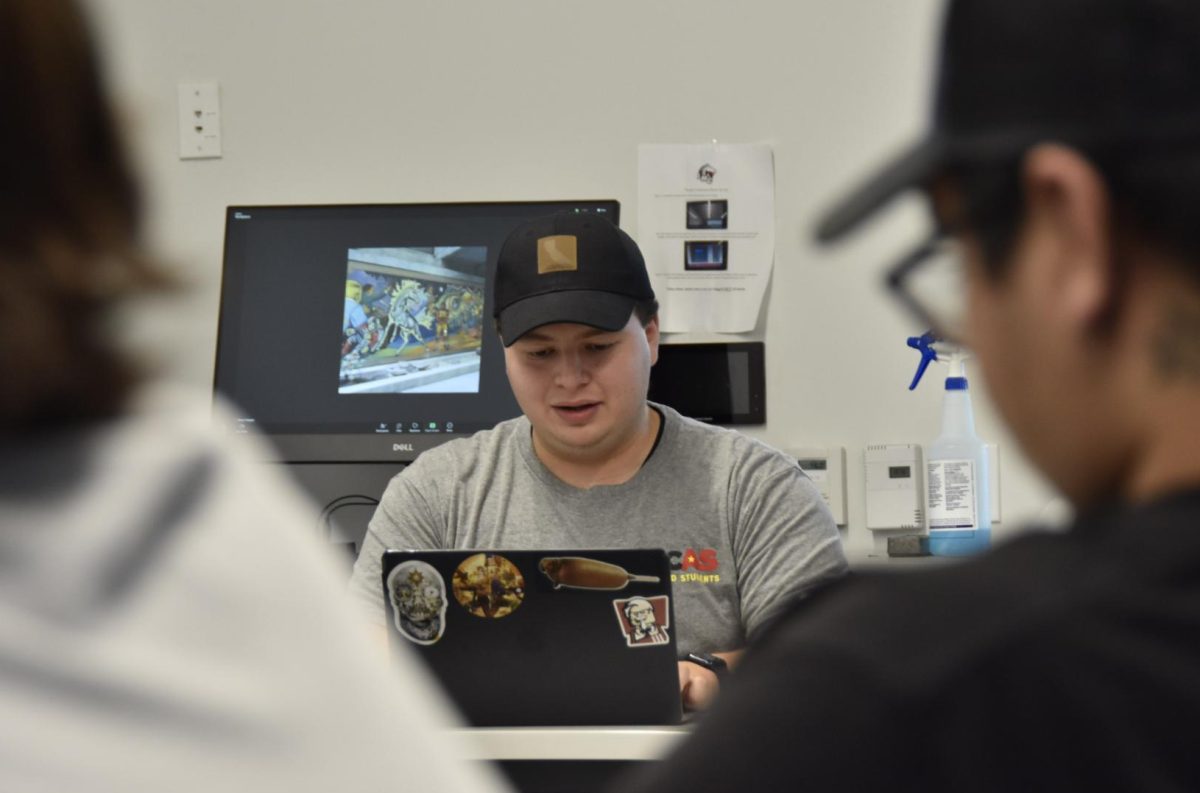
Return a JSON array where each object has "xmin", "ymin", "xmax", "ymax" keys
[
  {"xmin": 525, "ymin": 348, "xmax": 554, "ymax": 360},
  {"xmin": 587, "ymin": 342, "xmax": 615, "ymax": 353}
]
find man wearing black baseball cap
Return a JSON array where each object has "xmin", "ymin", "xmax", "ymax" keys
[
  {"xmin": 350, "ymin": 213, "xmax": 846, "ymax": 711},
  {"xmin": 622, "ymin": 0, "xmax": 1200, "ymax": 789}
]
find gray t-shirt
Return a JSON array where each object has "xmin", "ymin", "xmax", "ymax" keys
[{"xmin": 350, "ymin": 403, "xmax": 847, "ymax": 656}]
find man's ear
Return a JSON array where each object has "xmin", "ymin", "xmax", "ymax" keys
[
  {"xmin": 644, "ymin": 315, "xmax": 660, "ymax": 366},
  {"xmin": 1020, "ymin": 144, "xmax": 1118, "ymax": 329}
]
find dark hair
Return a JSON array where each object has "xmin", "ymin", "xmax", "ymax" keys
[
  {"xmin": 632, "ymin": 297, "xmax": 659, "ymax": 327},
  {"xmin": 0, "ymin": 0, "xmax": 166, "ymax": 433},
  {"xmin": 949, "ymin": 147, "xmax": 1200, "ymax": 284},
  {"xmin": 943, "ymin": 157, "xmax": 1024, "ymax": 273}
]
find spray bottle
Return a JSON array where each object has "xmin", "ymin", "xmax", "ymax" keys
[{"xmin": 907, "ymin": 331, "xmax": 991, "ymax": 556}]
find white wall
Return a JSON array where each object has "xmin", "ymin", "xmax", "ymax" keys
[{"xmin": 87, "ymin": 0, "xmax": 1062, "ymax": 563}]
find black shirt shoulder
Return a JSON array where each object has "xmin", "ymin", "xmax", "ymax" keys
[{"xmin": 620, "ymin": 489, "xmax": 1200, "ymax": 793}]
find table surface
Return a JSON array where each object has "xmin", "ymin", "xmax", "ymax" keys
[{"xmin": 451, "ymin": 725, "xmax": 692, "ymax": 761}]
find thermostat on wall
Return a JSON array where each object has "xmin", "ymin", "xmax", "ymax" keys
[
  {"xmin": 789, "ymin": 447, "xmax": 847, "ymax": 527},
  {"xmin": 864, "ymin": 444, "xmax": 924, "ymax": 531}
]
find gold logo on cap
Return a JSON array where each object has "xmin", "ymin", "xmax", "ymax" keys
[{"xmin": 537, "ymin": 235, "xmax": 578, "ymax": 274}]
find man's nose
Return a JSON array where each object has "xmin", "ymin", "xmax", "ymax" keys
[{"xmin": 553, "ymin": 350, "xmax": 591, "ymax": 386}]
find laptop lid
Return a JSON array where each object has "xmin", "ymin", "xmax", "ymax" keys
[{"xmin": 381, "ymin": 548, "xmax": 683, "ymax": 727}]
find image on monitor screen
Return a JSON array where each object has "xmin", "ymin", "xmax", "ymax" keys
[
  {"xmin": 214, "ymin": 200, "xmax": 619, "ymax": 462},
  {"xmin": 340, "ymin": 247, "xmax": 486, "ymax": 394}
]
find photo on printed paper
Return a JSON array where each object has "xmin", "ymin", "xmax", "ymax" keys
[
  {"xmin": 683, "ymin": 240, "xmax": 729, "ymax": 272},
  {"xmin": 685, "ymin": 199, "xmax": 728, "ymax": 230},
  {"xmin": 340, "ymin": 246, "xmax": 486, "ymax": 394}
]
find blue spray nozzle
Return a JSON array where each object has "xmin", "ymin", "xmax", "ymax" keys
[
  {"xmin": 906, "ymin": 332, "xmax": 939, "ymax": 391},
  {"xmin": 906, "ymin": 330, "xmax": 971, "ymax": 389}
]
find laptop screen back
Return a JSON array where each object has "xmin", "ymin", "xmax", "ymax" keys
[{"xmin": 381, "ymin": 548, "xmax": 682, "ymax": 726}]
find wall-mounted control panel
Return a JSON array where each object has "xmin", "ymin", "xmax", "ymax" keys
[
  {"xmin": 789, "ymin": 446, "xmax": 847, "ymax": 527},
  {"xmin": 864, "ymin": 444, "xmax": 923, "ymax": 531}
]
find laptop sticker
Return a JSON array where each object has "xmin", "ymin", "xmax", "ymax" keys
[
  {"xmin": 612, "ymin": 595, "xmax": 671, "ymax": 647},
  {"xmin": 539, "ymin": 556, "xmax": 662, "ymax": 591},
  {"xmin": 387, "ymin": 560, "xmax": 448, "ymax": 645},
  {"xmin": 452, "ymin": 553, "xmax": 526, "ymax": 618}
]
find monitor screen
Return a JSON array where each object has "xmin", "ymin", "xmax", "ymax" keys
[{"xmin": 214, "ymin": 200, "xmax": 619, "ymax": 462}]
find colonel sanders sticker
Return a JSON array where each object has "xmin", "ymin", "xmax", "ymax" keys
[
  {"xmin": 612, "ymin": 595, "xmax": 671, "ymax": 647},
  {"xmin": 387, "ymin": 560, "xmax": 448, "ymax": 645}
]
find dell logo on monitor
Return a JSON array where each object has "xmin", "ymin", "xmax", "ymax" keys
[{"xmin": 392, "ymin": 443, "xmax": 414, "ymax": 453}]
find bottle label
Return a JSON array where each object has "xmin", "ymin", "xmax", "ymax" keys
[{"xmin": 927, "ymin": 458, "xmax": 977, "ymax": 531}]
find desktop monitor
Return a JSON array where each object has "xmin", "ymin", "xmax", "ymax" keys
[{"xmin": 214, "ymin": 200, "xmax": 620, "ymax": 464}]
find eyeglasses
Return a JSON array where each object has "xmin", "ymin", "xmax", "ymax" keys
[{"xmin": 884, "ymin": 228, "xmax": 970, "ymax": 344}]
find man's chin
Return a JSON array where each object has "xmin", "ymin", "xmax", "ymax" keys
[{"xmin": 537, "ymin": 425, "xmax": 613, "ymax": 459}]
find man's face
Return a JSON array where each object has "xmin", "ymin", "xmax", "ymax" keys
[{"xmin": 504, "ymin": 313, "xmax": 659, "ymax": 464}]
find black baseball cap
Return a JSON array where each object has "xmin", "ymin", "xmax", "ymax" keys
[
  {"xmin": 493, "ymin": 213, "xmax": 655, "ymax": 346},
  {"xmin": 815, "ymin": 0, "xmax": 1200, "ymax": 243}
]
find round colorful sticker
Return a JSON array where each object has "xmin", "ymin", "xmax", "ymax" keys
[{"xmin": 452, "ymin": 553, "xmax": 526, "ymax": 618}]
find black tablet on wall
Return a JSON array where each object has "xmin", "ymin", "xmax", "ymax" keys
[{"xmin": 647, "ymin": 342, "xmax": 765, "ymax": 425}]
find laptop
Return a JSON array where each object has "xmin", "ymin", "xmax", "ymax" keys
[{"xmin": 381, "ymin": 548, "xmax": 683, "ymax": 727}]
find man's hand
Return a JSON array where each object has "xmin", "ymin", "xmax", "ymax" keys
[
  {"xmin": 678, "ymin": 650, "xmax": 744, "ymax": 711},
  {"xmin": 678, "ymin": 661, "xmax": 721, "ymax": 711}
]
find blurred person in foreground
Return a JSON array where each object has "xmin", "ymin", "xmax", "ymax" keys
[
  {"xmin": 0, "ymin": 1, "xmax": 506, "ymax": 790},
  {"xmin": 621, "ymin": 0, "xmax": 1200, "ymax": 790}
]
